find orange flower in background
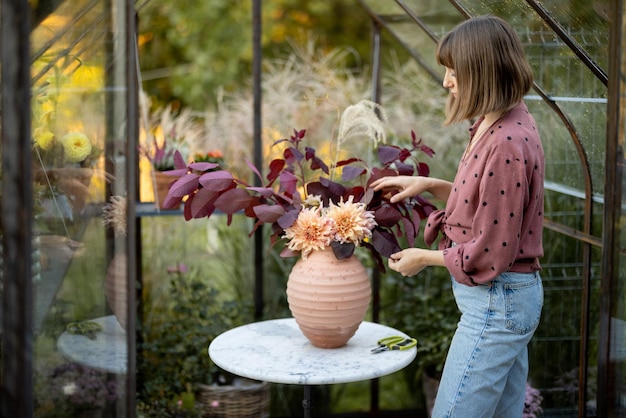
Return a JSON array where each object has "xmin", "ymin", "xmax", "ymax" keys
[{"xmin": 193, "ymin": 149, "xmax": 224, "ymax": 164}]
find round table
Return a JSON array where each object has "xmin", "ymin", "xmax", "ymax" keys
[
  {"xmin": 57, "ymin": 315, "xmax": 127, "ymax": 374},
  {"xmin": 208, "ymin": 318, "xmax": 416, "ymax": 416}
]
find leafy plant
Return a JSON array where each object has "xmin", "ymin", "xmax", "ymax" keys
[
  {"xmin": 162, "ymin": 100, "xmax": 436, "ymax": 271},
  {"xmin": 35, "ymin": 362, "xmax": 119, "ymax": 417},
  {"xmin": 138, "ymin": 265, "xmax": 252, "ymax": 415},
  {"xmin": 139, "ymin": 93, "xmax": 204, "ymax": 172}
]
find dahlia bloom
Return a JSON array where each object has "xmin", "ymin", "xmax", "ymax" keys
[
  {"xmin": 284, "ymin": 206, "xmax": 335, "ymax": 258},
  {"xmin": 325, "ymin": 196, "xmax": 377, "ymax": 245},
  {"xmin": 283, "ymin": 196, "xmax": 377, "ymax": 259}
]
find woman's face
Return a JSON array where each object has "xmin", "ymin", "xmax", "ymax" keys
[{"xmin": 443, "ymin": 67, "xmax": 457, "ymax": 97}]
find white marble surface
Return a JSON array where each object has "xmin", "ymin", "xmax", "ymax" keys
[
  {"xmin": 208, "ymin": 318, "xmax": 416, "ymax": 385},
  {"xmin": 57, "ymin": 315, "xmax": 127, "ymax": 374}
]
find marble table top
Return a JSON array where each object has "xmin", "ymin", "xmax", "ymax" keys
[
  {"xmin": 208, "ymin": 318, "xmax": 416, "ymax": 385},
  {"xmin": 57, "ymin": 315, "xmax": 127, "ymax": 374}
]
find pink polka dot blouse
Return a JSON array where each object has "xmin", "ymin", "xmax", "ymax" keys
[{"xmin": 425, "ymin": 101, "xmax": 545, "ymax": 286}]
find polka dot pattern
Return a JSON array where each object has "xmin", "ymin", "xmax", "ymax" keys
[{"xmin": 430, "ymin": 102, "xmax": 545, "ymax": 286}]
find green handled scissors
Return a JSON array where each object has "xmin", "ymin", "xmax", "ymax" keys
[{"xmin": 371, "ymin": 335, "xmax": 417, "ymax": 354}]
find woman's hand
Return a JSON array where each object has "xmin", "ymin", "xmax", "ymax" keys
[
  {"xmin": 371, "ymin": 176, "xmax": 452, "ymax": 203},
  {"xmin": 370, "ymin": 176, "xmax": 428, "ymax": 203},
  {"xmin": 388, "ymin": 248, "xmax": 445, "ymax": 276}
]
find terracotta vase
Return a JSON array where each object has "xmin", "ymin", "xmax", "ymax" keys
[
  {"xmin": 286, "ymin": 247, "xmax": 371, "ymax": 348},
  {"xmin": 153, "ymin": 171, "xmax": 178, "ymax": 210},
  {"xmin": 104, "ymin": 253, "xmax": 127, "ymax": 330}
]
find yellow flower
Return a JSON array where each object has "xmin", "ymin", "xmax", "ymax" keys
[
  {"xmin": 61, "ymin": 132, "xmax": 92, "ymax": 163},
  {"xmin": 325, "ymin": 196, "xmax": 377, "ymax": 245},
  {"xmin": 33, "ymin": 128, "xmax": 55, "ymax": 151},
  {"xmin": 284, "ymin": 207, "xmax": 335, "ymax": 259}
]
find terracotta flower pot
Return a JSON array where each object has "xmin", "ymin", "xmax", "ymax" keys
[
  {"xmin": 286, "ymin": 247, "xmax": 371, "ymax": 348},
  {"xmin": 153, "ymin": 171, "xmax": 179, "ymax": 210},
  {"xmin": 104, "ymin": 253, "xmax": 127, "ymax": 330}
]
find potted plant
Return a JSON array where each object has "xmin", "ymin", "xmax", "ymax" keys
[
  {"xmin": 139, "ymin": 94, "xmax": 205, "ymax": 209},
  {"xmin": 31, "ymin": 62, "xmax": 105, "ymax": 232},
  {"xmin": 160, "ymin": 100, "xmax": 438, "ymax": 347}
]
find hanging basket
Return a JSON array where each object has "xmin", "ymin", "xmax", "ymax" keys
[{"xmin": 196, "ymin": 378, "xmax": 270, "ymax": 418}]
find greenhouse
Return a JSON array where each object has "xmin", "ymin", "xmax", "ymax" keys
[{"xmin": 0, "ymin": 0, "xmax": 624, "ymax": 417}]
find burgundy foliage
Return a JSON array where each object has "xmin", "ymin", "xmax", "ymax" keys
[{"xmin": 163, "ymin": 129, "xmax": 436, "ymax": 272}]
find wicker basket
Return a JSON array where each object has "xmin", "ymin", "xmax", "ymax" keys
[{"xmin": 196, "ymin": 378, "xmax": 270, "ymax": 418}]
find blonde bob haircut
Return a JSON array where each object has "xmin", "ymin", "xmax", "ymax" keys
[{"xmin": 436, "ymin": 15, "xmax": 533, "ymax": 125}]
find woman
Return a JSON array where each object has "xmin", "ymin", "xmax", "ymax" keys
[{"xmin": 372, "ymin": 15, "xmax": 544, "ymax": 417}]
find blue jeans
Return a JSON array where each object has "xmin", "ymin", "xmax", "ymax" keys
[{"xmin": 431, "ymin": 272, "xmax": 543, "ymax": 418}]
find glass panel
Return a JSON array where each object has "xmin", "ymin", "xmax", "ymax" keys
[
  {"xmin": 535, "ymin": 0, "xmax": 610, "ymax": 72},
  {"xmin": 359, "ymin": 0, "xmax": 464, "ymax": 81},
  {"xmin": 137, "ymin": 215, "xmax": 256, "ymax": 415},
  {"xmin": 30, "ymin": 0, "xmax": 129, "ymax": 416}
]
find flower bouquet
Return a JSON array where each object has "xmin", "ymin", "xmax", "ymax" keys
[{"xmin": 162, "ymin": 100, "xmax": 436, "ymax": 272}]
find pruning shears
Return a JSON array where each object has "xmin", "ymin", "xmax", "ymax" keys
[{"xmin": 370, "ymin": 335, "xmax": 417, "ymax": 354}]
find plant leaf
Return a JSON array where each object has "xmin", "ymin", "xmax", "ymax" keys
[
  {"xmin": 371, "ymin": 228, "xmax": 401, "ymax": 257},
  {"xmin": 283, "ymin": 146, "xmax": 304, "ymax": 166},
  {"xmin": 189, "ymin": 161, "xmax": 220, "ymax": 172},
  {"xmin": 335, "ymin": 157, "xmax": 361, "ymax": 167},
  {"xmin": 267, "ymin": 159, "xmax": 285, "ymax": 183},
  {"xmin": 214, "ymin": 188, "xmax": 254, "ymax": 214},
  {"xmin": 253, "ymin": 204, "xmax": 285, "ymax": 223},
  {"xmin": 166, "ymin": 173, "xmax": 200, "ymax": 198},
  {"xmin": 319, "ymin": 178, "xmax": 347, "ymax": 202},
  {"xmin": 245, "ymin": 158, "xmax": 263, "ymax": 183},
  {"xmin": 279, "ymin": 170, "xmax": 298, "ymax": 195},
  {"xmin": 162, "ymin": 168, "xmax": 189, "ymax": 176},
  {"xmin": 341, "ymin": 165, "xmax": 366, "ymax": 182},
  {"xmin": 199, "ymin": 170, "xmax": 236, "ymax": 191},
  {"xmin": 188, "ymin": 187, "xmax": 218, "ymax": 218},
  {"xmin": 331, "ymin": 241, "xmax": 355, "ymax": 259},
  {"xmin": 246, "ymin": 186, "xmax": 276, "ymax": 198},
  {"xmin": 396, "ymin": 161, "xmax": 415, "ymax": 176},
  {"xmin": 172, "ymin": 150, "xmax": 186, "ymax": 169},
  {"xmin": 277, "ymin": 207, "xmax": 300, "ymax": 229},
  {"xmin": 373, "ymin": 203, "xmax": 402, "ymax": 227},
  {"xmin": 310, "ymin": 155, "xmax": 329, "ymax": 174},
  {"xmin": 378, "ymin": 145, "xmax": 401, "ymax": 165},
  {"xmin": 417, "ymin": 162, "xmax": 430, "ymax": 177},
  {"xmin": 366, "ymin": 167, "xmax": 398, "ymax": 185}
]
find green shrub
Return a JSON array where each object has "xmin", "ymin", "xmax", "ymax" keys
[{"xmin": 138, "ymin": 266, "xmax": 253, "ymax": 416}]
